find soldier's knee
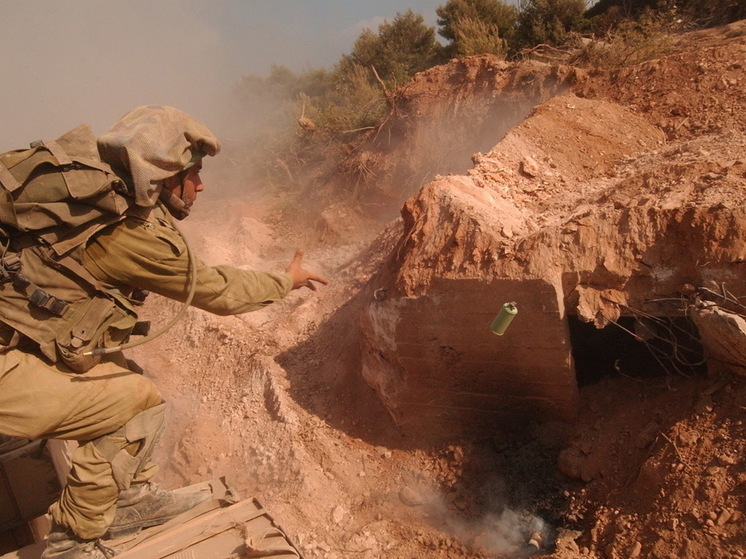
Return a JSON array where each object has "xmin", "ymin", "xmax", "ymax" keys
[
  {"xmin": 126, "ymin": 373, "xmax": 164, "ymax": 412},
  {"xmin": 140, "ymin": 380, "xmax": 163, "ymax": 410}
]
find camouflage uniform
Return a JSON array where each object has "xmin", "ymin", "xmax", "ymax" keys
[{"xmin": 0, "ymin": 106, "xmax": 292, "ymax": 545}]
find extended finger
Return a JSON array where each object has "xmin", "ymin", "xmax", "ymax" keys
[
  {"xmin": 309, "ymin": 272, "xmax": 329, "ymax": 285},
  {"xmin": 286, "ymin": 249, "xmax": 305, "ymax": 273}
]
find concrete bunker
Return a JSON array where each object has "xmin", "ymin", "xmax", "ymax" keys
[{"xmin": 359, "ymin": 277, "xmax": 717, "ymax": 442}]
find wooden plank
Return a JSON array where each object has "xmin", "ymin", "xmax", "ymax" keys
[
  {"xmin": 114, "ymin": 499, "xmax": 300, "ymax": 559},
  {"xmin": 0, "ymin": 480, "xmax": 302, "ymax": 559}
]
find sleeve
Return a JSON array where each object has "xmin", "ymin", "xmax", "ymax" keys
[{"xmin": 83, "ymin": 214, "xmax": 293, "ymax": 316}]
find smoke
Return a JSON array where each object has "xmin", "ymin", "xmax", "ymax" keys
[
  {"xmin": 0, "ymin": 1, "xmax": 448, "ymax": 153},
  {"xmin": 466, "ymin": 509, "xmax": 549, "ymax": 557},
  {"xmin": 412, "ymin": 483, "xmax": 553, "ymax": 557},
  {"xmin": 0, "ymin": 1, "xmax": 342, "ymax": 152}
]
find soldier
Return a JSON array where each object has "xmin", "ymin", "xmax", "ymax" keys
[{"xmin": 0, "ymin": 105, "xmax": 328, "ymax": 558}]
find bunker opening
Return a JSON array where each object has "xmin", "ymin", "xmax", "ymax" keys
[{"xmin": 569, "ymin": 315, "xmax": 708, "ymax": 387}]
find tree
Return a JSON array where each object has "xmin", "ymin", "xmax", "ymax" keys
[
  {"xmin": 454, "ymin": 16, "xmax": 510, "ymax": 57},
  {"xmin": 436, "ymin": 0, "xmax": 519, "ymax": 57},
  {"xmin": 516, "ymin": 0, "xmax": 588, "ymax": 49},
  {"xmin": 340, "ymin": 9, "xmax": 443, "ymax": 87}
]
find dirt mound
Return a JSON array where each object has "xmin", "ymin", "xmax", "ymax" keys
[
  {"xmin": 354, "ymin": 20, "xmax": 746, "ymax": 443},
  {"xmin": 134, "ymin": 20, "xmax": 746, "ymax": 559},
  {"xmin": 336, "ymin": 54, "xmax": 582, "ymax": 215},
  {"xmin": 575, "ymin": 19, "xmax": 746, "ymax": 143}
]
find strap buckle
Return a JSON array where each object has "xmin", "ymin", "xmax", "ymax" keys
[{"xmin": 28, "ymin": 287, "xmax": 69, "ymax": 317}]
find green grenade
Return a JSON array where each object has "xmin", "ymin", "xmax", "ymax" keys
[{"xmin": 489, "ymin": 302, "xmax": 518, "ymax": 336}]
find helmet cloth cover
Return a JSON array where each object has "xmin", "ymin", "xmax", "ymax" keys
[{"xmin": 97, "ymin": 105, "xmax": 221, "ymax": 208}]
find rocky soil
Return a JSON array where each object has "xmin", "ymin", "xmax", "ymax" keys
[{"xmin": 131, "ymin": 20, "xmax": 745, "ymax": 559}]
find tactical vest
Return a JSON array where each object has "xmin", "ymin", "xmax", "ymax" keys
[{"xmin": 0, "ymin": 124, "xmax": 139, "ymax": 372}]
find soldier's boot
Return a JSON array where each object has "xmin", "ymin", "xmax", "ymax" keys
[
  {"xmin": 42, "ymin": 524, "xmax": 109, "ymax": 559},
  {"xmin": 106, "ymin": 482, "xmax": 211, "ymax": 539}
]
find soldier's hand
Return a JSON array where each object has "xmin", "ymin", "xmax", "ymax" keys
[{"xmin": 286, "ymin": 249, "xmax": 328, "ymax": 291}]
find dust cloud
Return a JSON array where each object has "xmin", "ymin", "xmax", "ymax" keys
[
  {"xmin": 467, "ymin": 509, "xmax": 548, "ymax": 557},
  {"xmin": 420, "ymin": 485, "xmax": 551, "ymax": 557},
  {"xmin": 0, "ymin": 2, "xmax": 331, "ymax": 157},
  {"xmin": 1, "ymin": 2, "xmax": 302, "ymax": 209}
]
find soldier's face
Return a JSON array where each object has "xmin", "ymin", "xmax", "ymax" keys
[
  {"xmin": 164, "ymin": 162, "xmax": 204, "ymax": 209},
  {"xmin": 180, "ymin": 163, "xmax": 204, "ymax": 207}
]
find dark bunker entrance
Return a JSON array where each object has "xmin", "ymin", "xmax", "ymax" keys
[{"xmin": 568, "ymin": 315, "xmax": 708, "ymax": 387}]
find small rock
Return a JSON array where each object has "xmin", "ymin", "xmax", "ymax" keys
[
  {"xmin": 375, "ymin": 446, "xmax": 391, "ymax": 458},
  {"xmin": 718, "ymin": 454, "xmax": 738, "ymax": 466},
  {"xmin": 331, "ymin": 504, "xmax": 347, "ymax": 525},
  {"xmin": 399, "ymin": 486, "xmax": 425, "ymax": 506},
  {"xmin": 628, "ymin": 541, "xmax": 642, "ymax": 558},
  {"xmin": 716, "ymin": 508, "xmax": 732, "ymax": 526},
  {"xmin": 520, "ymin": 156, "xmax": 540, "ymax": 177},
  {"xmin": 452, "ymin": 446, "xmax": 464, "ymax": 461},
  {"xmin": 677, "ymin": 431, "xmax": 699, "ymax": 447},
  {"xmin": 555, "ymin": 529, "xmax": 582, "ymax": 554}
]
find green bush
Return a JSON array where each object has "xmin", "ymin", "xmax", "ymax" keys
[
  {"xmin": 516, "ymin": 0, "xmax": 589, "ymax": 49},
  {"xmin": 452, "ymin": 16, "xmax": 510, "ymax": 57},
  {"xmin": 437, "ymin": 0, "xmax": 519, "ymax": 56},
  {"xmin": 569, "ymin": 11, "xmax": 675, "ymax": 68},
  {"xmin": 339, "ymin": 9, "xmax": 442, "ymax": 87}
]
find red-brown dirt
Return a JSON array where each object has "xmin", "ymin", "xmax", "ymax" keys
[{"xmin": 131, "ymin": 20, "xmax": 745, "ymax": 559}]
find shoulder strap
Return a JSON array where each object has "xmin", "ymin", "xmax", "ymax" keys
[
  {"xmin": 0, "ymin": 160, "xmax": 20, "ymax": 191},
  {"xmin": 37, "ymin": 140, "xmax": 72, "ymax": 166},
  {"xmin": 38, "ymin": 244, "xmax": 113, "ymax": 294}
]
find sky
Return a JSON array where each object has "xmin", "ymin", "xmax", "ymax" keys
[{"xmin": 0, "ymin": 0, "xmax": 468, "ymax": 152}]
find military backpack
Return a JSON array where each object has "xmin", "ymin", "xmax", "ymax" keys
[{"xmin": 0, "ymin": 124, "xmax": 140, "ymax": 372}]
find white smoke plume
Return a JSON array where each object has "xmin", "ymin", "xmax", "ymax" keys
[{"xmin": 413, "ymin": 483, "xmax": 552, "ymax": 557}]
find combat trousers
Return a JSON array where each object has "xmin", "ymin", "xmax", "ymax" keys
[{"xmin": 0, "ymin": 349, "xmax": 164, "ymax": 540}]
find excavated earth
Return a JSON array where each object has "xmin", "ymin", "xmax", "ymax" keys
[{"xmin": 131, "ymin": 20, "xmax": 745, "ymax": 559}]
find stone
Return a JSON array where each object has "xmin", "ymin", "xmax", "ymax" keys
[{"xmin": 399, "ymin": 486, "xmax": 425, "ymax": 507}]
